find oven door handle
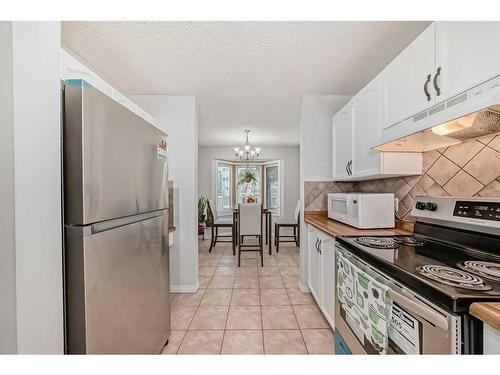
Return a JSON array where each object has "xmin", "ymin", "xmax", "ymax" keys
[
  {"xmin": 388, "ymin": 289, "xmax": 449, "ymax": 331},
  {"xmin": 337, "ymin": 246, "xmax": 450, "ymax": 332}
]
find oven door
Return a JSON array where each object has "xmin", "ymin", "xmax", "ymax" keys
[
  {"xmin": 328, "ymin": 196, "xmax": 358, "ymax": 226},
  {"xmin": 334, "ymin": 244, "xmax": 462, "ymax": 354}
]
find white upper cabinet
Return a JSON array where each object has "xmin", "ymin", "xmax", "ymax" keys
[
  {"xmin": 332, "ymin": 78, "xmax": 422, "ymax": 181},
  {"xmin": 332, "ymin": 104, "xmax": 353, "ymax": 179},
  {"xmin": 351, "ymin": 80, "xmax": 383, "ymax": 176},
  {"xmin": 435, "ymin": 22, "xmax": 500, "ymax": 102},
  {"xmin": 382, "ymin": 23, "xmax": 436, "ymax": 129},
  {"xmin": 330, "ymin": 21, "xmax": 500, "ymax": 180}
]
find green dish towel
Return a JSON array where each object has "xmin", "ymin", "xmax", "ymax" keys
[{"xmin": 337, "ymin": 252, "xmax": 393, "ymax": 354}]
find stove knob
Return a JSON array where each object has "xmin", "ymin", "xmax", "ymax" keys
[
  {"xmin": 415, "ymin": 202, "xmax": 426, "ymax": 210},
  {"xmin": 425, "ymin": 202, "xmax": 438, "ymax": 211}
]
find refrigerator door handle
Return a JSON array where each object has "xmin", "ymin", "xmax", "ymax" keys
[{"xmin": 66, "ymin": 209, "xmax": 168, "ymax": 237}]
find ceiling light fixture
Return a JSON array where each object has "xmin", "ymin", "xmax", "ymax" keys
[{"xmin": 233, "ymin": 130, "xmax": 261, "ymax": 161}]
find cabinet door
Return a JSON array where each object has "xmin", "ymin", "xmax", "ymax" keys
[
  {"xmin": 307, "ymin": 227, "xmax": 321, "ymax": 302},
  {"xmin": 436, "ymin": 22, "xmax": 500, "ymax": 102},
  {"xmin": 351, "ymin": 80, "xmax": 383, "ymax": 177},
  {"xmin": 332, "ymin": 105, "xmax": 353, "ymax": 179},
  {"xmin": 382, "ymin": 23, "xmax": 436, "ymax": 129},
  {"xmin": 319, "ymin": 236, "xmax": 335, "ymax": 328},
  {"xmin": 484, "ymin": 324, "xmax": 500, "ymax": 355}
]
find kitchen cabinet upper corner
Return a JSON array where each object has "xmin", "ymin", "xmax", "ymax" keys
[
  {"xmin": 332, "ymin": 77, "xmax": 422, "ymax": 181},
  {"xmin": 332, "ymin": 102, "xmax": 354, "ymax": 180},
  {"xmin": 381, "ymin": 23, "xmax": 436, "ymax": 130},
  {"xmin": 435, "ymin": 21, "xmax": 500, "ymax": 103},
  {"xmin": 382, "ymin": 21, "xmax": 500, "ymax": 130}
]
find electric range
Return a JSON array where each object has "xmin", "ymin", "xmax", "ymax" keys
[{"xmin": 335, "ymin": 196, "xmax": 500, "ymax": 354}]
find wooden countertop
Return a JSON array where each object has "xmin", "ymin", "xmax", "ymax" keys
[
  {"xmin": 470, "ymin": 303, "xmax": 500, "ymax": 331},
  {"xmin": 304, "ymin": 212, "xmax": 412, "ymax": 238}
]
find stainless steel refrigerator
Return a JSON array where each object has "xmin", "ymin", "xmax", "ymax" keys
[{"xmin": 63, "ymin": 80, "xmax": 170, "ymax": 354}]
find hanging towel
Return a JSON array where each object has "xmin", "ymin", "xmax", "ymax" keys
[{"xmin": 337, "ymin": 252, "xmax": 393, "ymax": 354}]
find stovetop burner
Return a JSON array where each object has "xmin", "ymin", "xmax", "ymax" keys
[
  {"xmin": 416, "ymin": 264, "xmax": 493, "ymax": 291},
  {"xmin": 457, "ymin": 261, "xmax": 500, "ymax": 283},
  {"xmin": 393, "ymin": 236, "xmax": 426, "ymax": 246},
  {"xmin": 355, "ymin": 237, "xmax": 399, "ymax": 249}
]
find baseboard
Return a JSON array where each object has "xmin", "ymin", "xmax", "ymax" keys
[
  {"xmin": 298, "ymin": 280, "xmax": 310, "ymax": 293},
  {"xmin": 170, "ymin": 281, "xmax": 199, "ymax": 294}
]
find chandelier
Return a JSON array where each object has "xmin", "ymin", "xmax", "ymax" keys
[{"xmin": 233, "ymin": 130, "xmax": 262, "ymax": 161}]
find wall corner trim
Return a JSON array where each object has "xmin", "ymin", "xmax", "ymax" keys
[{"xmin": 170, "ymin": 282, "xmax": 200, "ymax": 294}]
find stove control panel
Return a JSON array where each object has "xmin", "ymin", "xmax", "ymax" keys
[
  {"xmin": 415, "ymin": 202, "xmax": 426, "ymax": 210},
  {"xmin": 414, "ymin": 201, "xmax": 437, "ymax": 211},
  {"xmin": 453, "ymin": 201, "xmax": 500, "ymax": 221},
  {"xmin": 425, "ymin": 202, "xmax": 438, "ymax": 211},
  {"xmin": 412, "ymin": 196, "xmax": 500, "ymax": 231}
]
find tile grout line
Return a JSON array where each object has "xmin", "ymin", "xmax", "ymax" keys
[
  {"xmin": 219, "ymin": 277, "xmax": 235, "ymax": 355},
  {"xmin": 176, "ymin": 248, "xmax": 220, "ymax": 354},
  {"xmin": 219, "ymin": 244, "xmax": 233, "ymax": 354},
  {"xmin": 424, "ymin": 150, "xmax": 445, "ymax": 176},
  {"xmin": 451, "ymin": 140, "xmax": 486, "ymax": 169},
  {"xmin": 262, "ymin": 246, "xmax": 277, "ymax": 354},
  {"xmin": 278, "ymin": 254, "xmax": 308, "ymax": 354},
  {"xmin": 258, "ymin": 262, "xmax": 265, "ymax": 354},
  {"xmin": 434, "ymin": 145, "xmax": 486, "ymax": 189},
  {"xmin": 196, "ymin": 243, "xmax": 307, "ymax": 354}
]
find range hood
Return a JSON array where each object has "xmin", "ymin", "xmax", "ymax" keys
[{"xmin": 375, "ymin": 76, "xmax": 500, "ymax": 152}]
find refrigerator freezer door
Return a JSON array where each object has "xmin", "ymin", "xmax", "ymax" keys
[
  {"xmin": 64, "ymin": 80, "xmax": 168, "ymax": 225},
  {"xmin": 65, "ymin": 212, "xmax": 170, "ymax": 354}
]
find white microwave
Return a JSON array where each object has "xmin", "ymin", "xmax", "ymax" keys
[{"xmin": 327, "ymin": 193, "xmax": 395, "ymax": 229}]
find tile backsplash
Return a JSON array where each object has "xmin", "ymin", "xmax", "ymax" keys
[{"xmin": 304, "ymin": 134, "xmax": 500, "ymax": 221}]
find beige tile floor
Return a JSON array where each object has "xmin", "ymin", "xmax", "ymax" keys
[{"xmin": 162, "ymin": 236, "xmax": 334, "ymax": 355}]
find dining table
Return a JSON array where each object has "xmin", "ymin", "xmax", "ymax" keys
[{"xmin": 232, "ymin": 206, "xmax": 272, "ymax": 255}]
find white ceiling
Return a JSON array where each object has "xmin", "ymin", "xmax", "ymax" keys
[{"xmin": 61, "ymin": 21, "xmax": 431, "ymax": 146}]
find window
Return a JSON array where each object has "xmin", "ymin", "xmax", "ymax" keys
[
  {"xmin": 236, "ymin": 166, "xmax": 261, "ymax": 204},
  {"xmin": 216, "ymin": 162, "xmax": 231, "ymax": 213},
  {"xmin": 213, "ymin": 160, "xmax": 282, "ymax": 217},
  {"xmin": 264, "ymin": 163, "xmax": 280, "ymax": 216}
]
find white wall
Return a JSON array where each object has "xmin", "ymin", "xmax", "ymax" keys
[
  {"xmin": 0, "ymin": 21, "xmax": 64, "ymax": 354},
  {"xmin": 0, "ymin": 21, "xmax": 17, "ymax": 354},
  {"xmin": 132, "ymin": 95, "xmax": 199, "ymax": 293},
  {"xmin": 60, "ymin": 48, "xmax": 156, "ymax": 125},
  {"xmin": 198, "ymin": 146, "xmax": 300, "ymax": 221},
  {"xmin": 298, "ymin": 95, "xmax": 350, "ymax": 291}
]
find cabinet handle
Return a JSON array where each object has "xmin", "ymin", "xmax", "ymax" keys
[
  {"xmin": 346, "ymin": 160, "xmax": 352, "ymax": 175},
  {"xmin": 424, "ymin": 74, "xmax": 432, "ymax": 101},
  {"xmin": 315, "ymin": 238, "xmax": 319, "ymax": 251},
  {"xmin": 318, "ymin": 240, "xmax": 322, "ymax": 254},
  {"xmin": 345, "ymin": 162, "xmax": 349, "ymax": 175},
  {"xmin": 433, "ymin": 67, "xmax": 441, "ymax": 96}
]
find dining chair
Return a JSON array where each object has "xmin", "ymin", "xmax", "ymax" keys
[
  {"xmin": 206, "ymin": 199, "xmax": 235, "ymax": 253},
  {"xmin": 274, "ymin": 200, "xmax": 300, "ymax": 253},
  {"xmin": 237, "ymin": 203, "xmax": 263, "ymax": 267}
]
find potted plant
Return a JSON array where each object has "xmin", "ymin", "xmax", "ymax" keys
[
  {"xmin": 198, "ymin": 197, "xmax": 207, "ymax": 223},
  {"xmin": 238, "ymin": 169, "xmax": 257, "ymax": 185},
  {"xmin": 238, "ymin": 169, "xmax": 258, "ymax": 204}
]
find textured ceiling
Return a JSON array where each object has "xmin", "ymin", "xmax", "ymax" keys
[{"xmin": 61, "ymin": 21, "xmax": 431, "ymax": 146}]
